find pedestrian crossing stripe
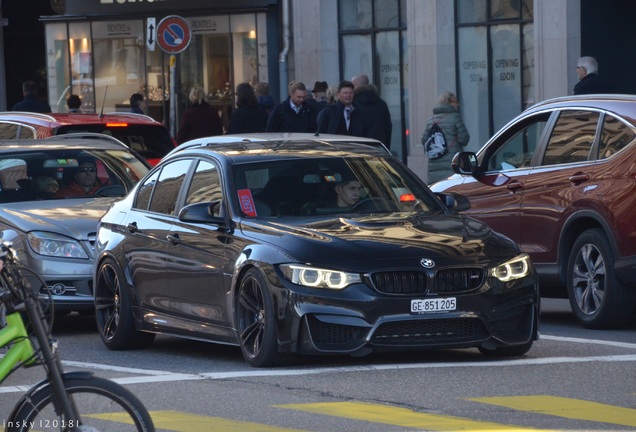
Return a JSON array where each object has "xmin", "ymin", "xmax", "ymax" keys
[
  {"xmin": 85, "ymin": 396, "xmax": 636, "ymax": 431},
  {"xmin": 468, "ymin": 395, "xmax": 636, "ymax": 427},
  {"xmin": 275, "ymin": 401, "xmax": 548, "ymax": 431}
]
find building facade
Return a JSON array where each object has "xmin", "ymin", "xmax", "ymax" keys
[{"xmin": 38, "ymin": 0, "xmax": 635, "ymax": 181}]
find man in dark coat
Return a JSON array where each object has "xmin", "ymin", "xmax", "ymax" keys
[
  {"xmin": 351, "ymin": 74, "xmax": 393, "ymax": 151},
  {"xmin": 266, "ymin": 81, "xmax": 318, "ymax": 133},
  {"xmin": 317, "ymin": 80, "xmax": 365, "ymax": 137},
  {"xmin": 13, "ymin": 80, "xmax": 51, "ymax": 113},
  {"xmin": 574, "ymin": 56, "xmax": 614, "ymax": 95}
]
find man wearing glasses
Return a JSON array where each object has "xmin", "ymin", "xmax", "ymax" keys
[{"xmin": 54, "ymin": 158, "xmax": 103, "ymax": 198}]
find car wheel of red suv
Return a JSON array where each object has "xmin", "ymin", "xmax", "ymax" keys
[{"xmin": 567, "ymin": 229, "xmax": 636, "ymax": 329}]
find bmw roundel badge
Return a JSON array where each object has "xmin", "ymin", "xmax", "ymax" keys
[{"xmin": 420, "ymin": 258, "xmax": 435, "ymax": 268}]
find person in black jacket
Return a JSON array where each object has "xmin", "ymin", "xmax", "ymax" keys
[
  {"xmin": 12, "ymin": 80, "xmax": 51, "ymax": 113},
  {"xmin": 574, "ymin": 56, "xmax": 614, "ymax": 95},
  {"xmin": 266, "ymin": 81, "xmax": 318, "ymax": 133},
  {"xmin": 317, "ymin": 80, "xmax": 365, "ymax": 137},
  {"xmin": 227, "ymin": 83, "xmax": 268, "ymax": 134},
  {"xmin": 352, "ymin": 74, "xmax": 393, "ymax": 151}
]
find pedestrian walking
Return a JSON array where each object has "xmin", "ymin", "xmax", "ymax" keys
[
  {"xmin": 266, "ymin": 81, "xmax": 318, "ymax": 133},
  {"xmin": 317, "ymin": 80, "xmax": 365, "ymax": 137},
  {"xmin": 129, "ymin": 93, "xmax": 147, "ymax": 114},
  {"xmin": 351, "ymin": 74, "xmax": 393, "ymax": 151},
  {"xmin": 573, "ymin": 56, "xmax": 614, "ymax": 95},
  {"xmin": 422, "ymin": 91, "xmax": 470, "ymax": 184},
  {"xmin": 13, "ymin": 80, "xmax": 51, "ymax": 113},
  {"xmin": 227, "ymin": 83, "xmax": 269, "ymax": 134},
  {"xmin": 177, "ymin": 87, "xmax": 224, "ymax": 144},
  {"xmin": 255, "ymin": 82, "xmax": 276, "ymax": 117}
]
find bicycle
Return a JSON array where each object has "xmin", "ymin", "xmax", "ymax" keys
[{"xmin": 0, "ymin": 238, "xmax": 155, "ymax": 431}]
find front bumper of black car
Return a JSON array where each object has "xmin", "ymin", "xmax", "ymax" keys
[{"xmin": 272, "ymin": 274, "xmax": 539, "ymax": 356}]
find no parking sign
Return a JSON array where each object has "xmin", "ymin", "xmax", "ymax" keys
[{"xmin": 156, "ymin": 15, "xmax": 191, "ymax": 54}]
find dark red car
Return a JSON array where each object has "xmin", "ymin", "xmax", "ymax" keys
[
  {"xmin": 431, "ymin": 94, "xmax": 636, "ymax": 329},
  {"xmin": 0, "ymin": 112, "xmax": 176, "ymax": 166}
]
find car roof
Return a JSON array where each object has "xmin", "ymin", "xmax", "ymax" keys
[
  {"xmin": 167, "ymin": 133, "xmax": 392, "ymax": 159},
  {"xmin": 0, "ymin": 135, "xmax": 134, "ymax": 152},
  {"xmin": 0, "ymin": 111, "xmax": 162, "ymax": 127},
  {"xmin": 168, "ymin": 137, "xmax": 391, "ymax": 164},
  {"xmin": 526, "ymin": 94, "xmax": 636, "ymax": 120}
]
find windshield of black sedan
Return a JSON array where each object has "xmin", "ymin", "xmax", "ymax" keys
[
  {"xmin": 0, "ymin": 149, "xmax": 148, "ymax": 202},
  {"xmin": 233, "ymin": 156, "xmax": 442, "ymax": 217}
]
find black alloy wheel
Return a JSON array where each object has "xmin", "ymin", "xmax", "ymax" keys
[
  {"xmin": 236, "ymin": 268, "xmax": 285, "ymax": 367},
  {"xmin": 94, "ymin": 258, "xmax": 154, "ymax": 350}
]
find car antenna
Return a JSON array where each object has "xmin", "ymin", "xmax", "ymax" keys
[{"xmin": 99, "ymin": 85, "xmax": 109, "ymax": 118}]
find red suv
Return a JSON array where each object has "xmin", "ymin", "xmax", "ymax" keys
[
  {"xmin": 0, "ymin": 112, "xmax": 175, "ymax": 166},
  {"xmin": 431, "ymin": 94, "xmax": 636, "ymax": 329}
]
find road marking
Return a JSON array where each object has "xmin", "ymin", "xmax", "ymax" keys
[
  {"xmin": 541, "ymin": 334, "xmax": 636, "ymax": 349},
  {"xmin": 150, "ymin": 410, "xmax": 308, "ymax": 431},
  {"xmin": 469, "ymin": 396, "xmax": 636, "ymax": 427},
  {"xmin": 1, "ymin": 354, "xmax": 634, "ymax": 393},
  {"xmin": 277, "ymin": 402, "xmax": 550, "ymax": 431}
]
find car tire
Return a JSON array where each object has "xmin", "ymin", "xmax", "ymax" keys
[
  {"xmin": 567, "ymin": 228, "xmax": 636, "ymax": 329},
  {"xmin": 478, "ymin": 339, "xmax": 533, "ymax": 357},
  {"xmin": 236, "ymin": 268, "xmax": 287, "ymax": 367},
  {"xmin": 95, "ymin": 258, "xmax": 155, "ymax": 350}
]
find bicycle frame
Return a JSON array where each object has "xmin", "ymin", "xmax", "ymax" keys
[
  {"xmin": 0, "ymin": 311, "xmax": 37, "ymax": 381},
  {"xmin": 0, "ymin": 248, "xmax": 85, "ymax": 430}
]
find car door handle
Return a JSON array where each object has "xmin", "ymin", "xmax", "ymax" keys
[
  {"xmin": 506, "ymin": 180, "xmax": 523, "ymax": 192},
  {"xmin": 166, "ymin": 233, "xmax": 181, "ymax": 245},
  {"xmin": 569, "ymin": 173, "xmax": 589, "ymax": 186},
  {"xmin": 127, "ymin": 222, "xmax": 137, "ymax": 233}
]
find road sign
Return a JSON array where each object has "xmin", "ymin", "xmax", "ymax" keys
[
  {"xmin": 146, "ymin": 17, "xmax": 156, "ymax": 51},
  {"xmin": 156, "ymin": 15, "xmax": 191, "ymax": 54}
]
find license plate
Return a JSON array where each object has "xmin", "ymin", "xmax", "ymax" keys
[{"xmin": 411, "ymin": 297, "xmax": 456, "ymax": 314}]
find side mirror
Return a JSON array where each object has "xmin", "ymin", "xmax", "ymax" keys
[
  {"xmin": 178, "ymin": 201, "xmax": 226, "ymax": 226},
  {"xmin": 451, "ymin": 152, "xmax": 479, "ymax": 176},
  {"xmin": 435, "ymin": 192, "xmax": 471, "ymax": 212}
]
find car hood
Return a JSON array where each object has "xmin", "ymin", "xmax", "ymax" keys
[
  {"xmin": 240, "ymin": 213, "xmax": 520, "ymax": 270},
  {"xmin": 0, "ymin": 198, "xmax": 115, "ymax": 239}
]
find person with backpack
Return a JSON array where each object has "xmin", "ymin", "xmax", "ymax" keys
[{"xmin": 421, "ymin": 91, "xmax": 470, "ymax": 184}]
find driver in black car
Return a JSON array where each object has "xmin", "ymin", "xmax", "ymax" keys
[
  {"xmin": 54, "ymin": 158, "xmax": 103, "ymax": 198},
  {"xmin": 334, "ymin": 178, "xmax": 361, "ymax": 208}
]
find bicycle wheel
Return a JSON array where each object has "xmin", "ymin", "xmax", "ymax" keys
[{"xmin": 8, "ymin": 375, "xmax": 154, "ymax": 432}]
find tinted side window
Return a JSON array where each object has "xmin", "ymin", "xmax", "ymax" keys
[
  {"xmin": 184, "ymin": 160, "xmax": 222, "ymax": 216},
  {"xmin": 487, "ymin": 118, "xmax": 547, "ymax": 171},
  {"xmin": 134, "ymin": 171, "xmax": 159, "ymax": 210},
  {"xmin": 598, "ymin": 114, "xmax": 636, "ymax": 159},
  {"xmin": 542, "ymin": 110, "xmax": 599, "ymax": 166},
  {"xmin": 148, "ymin": 159, "xmax": 192, "ymax": 215}
]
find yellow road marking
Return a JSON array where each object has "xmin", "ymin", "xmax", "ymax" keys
[
  {"xmin": 277, "ymin": 401, "xmax": 549, "ymax": 431},
  {"xmin": 468, "ymin": 396, "xmax": 636, "ymax": 427},
  {"xmin": 89, "ymin": 410, "xmax": 309, "ymax": 432}
]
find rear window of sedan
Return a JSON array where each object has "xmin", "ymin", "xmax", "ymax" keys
[{"xmin": 56, "ymin": 124, "xmax": 175, "ymax": 161}]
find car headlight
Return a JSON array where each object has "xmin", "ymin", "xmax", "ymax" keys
[
  {"xmin": 488, "ymin": 254, "xmax": 531, "ymax": 282},
  {"xmin": 27, "ymin": 232, "xmax": 89, "ymax": 259},
  {"xmin": 279, "ymin": 264, "xmax": 361, "ymax": 289}
]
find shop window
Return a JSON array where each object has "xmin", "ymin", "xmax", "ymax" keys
[
  {"xmin": 338, "ymin": 0, "xmax": 407, "ymax": 162},
  {"xmin": 457, "ymin": 1, "xmax": 533, "ymax": 152}
]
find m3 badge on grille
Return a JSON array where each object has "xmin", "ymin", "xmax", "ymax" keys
[{"xmin": 420, "ymin": 258, "xmax": 435, "ymax": 268}]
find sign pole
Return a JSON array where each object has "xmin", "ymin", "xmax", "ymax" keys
[
  {"xmin": 170, "ymin": 54, "xmax": 176, "ymax": 137},
  {"xmin": 155, "ymin": 15, "xmax": 191, "ymax": 140}
]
